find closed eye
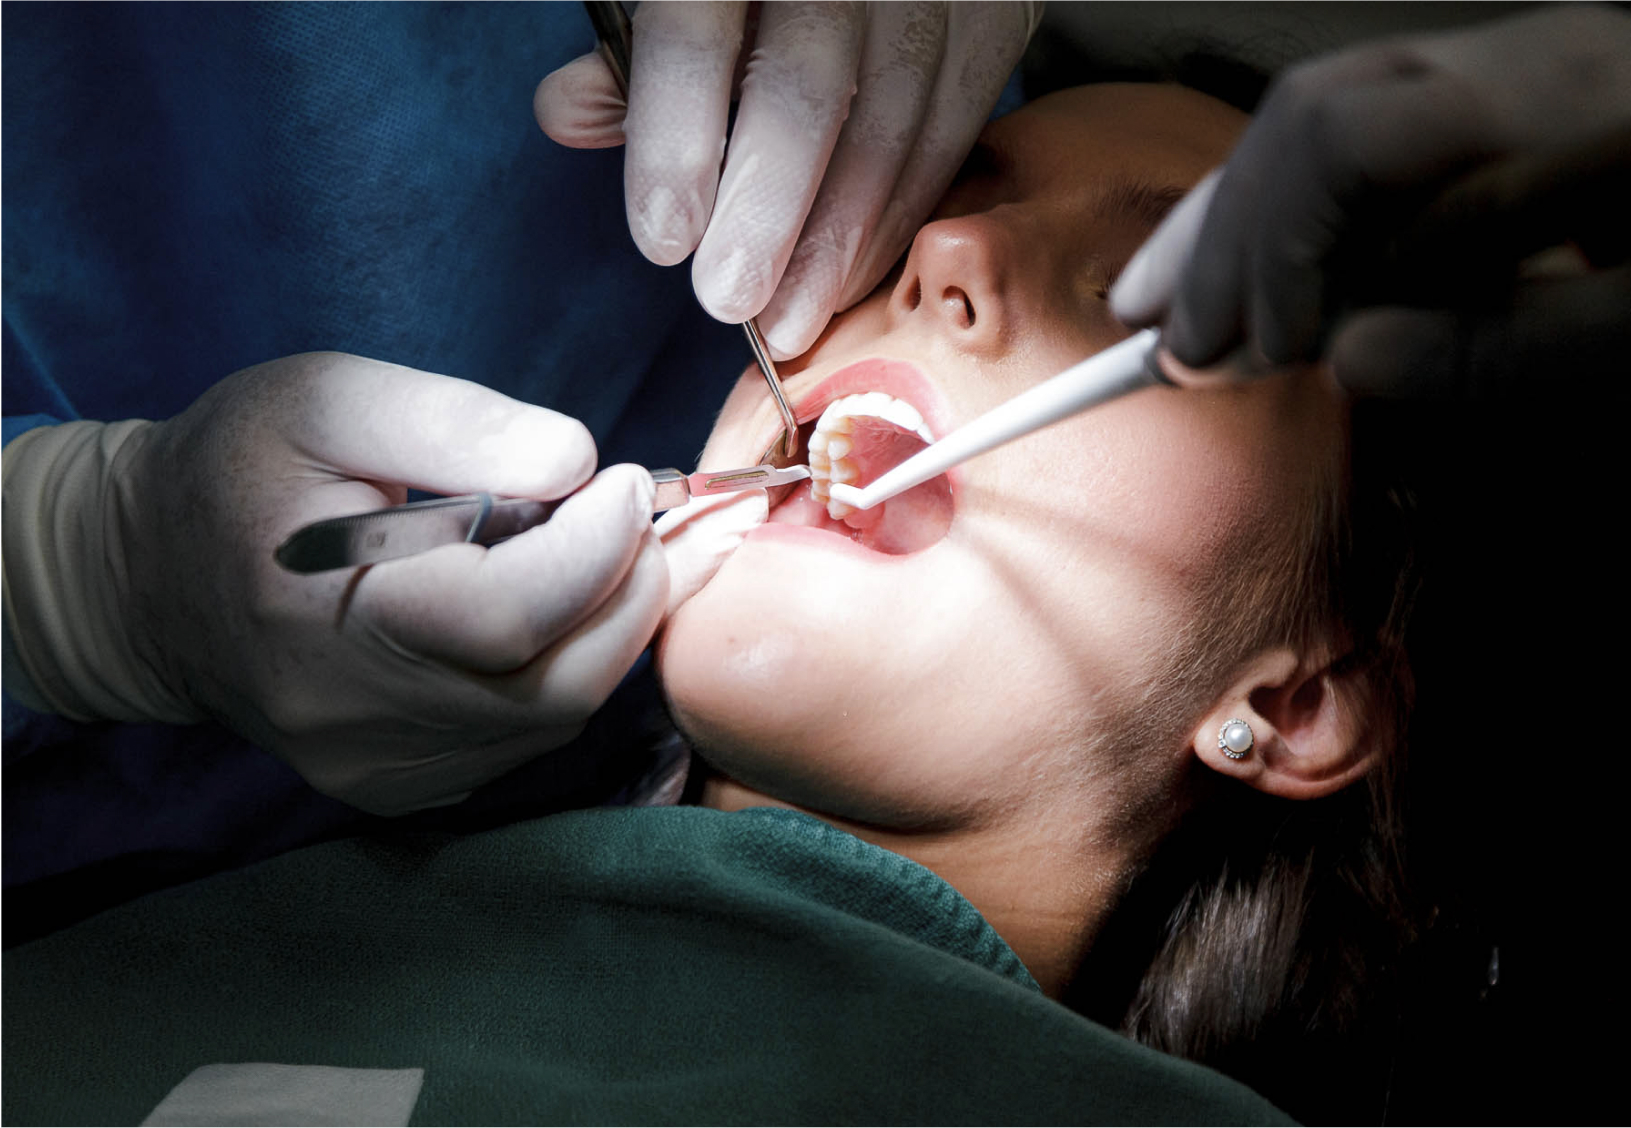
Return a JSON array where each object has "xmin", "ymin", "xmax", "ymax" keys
[{"xmin": 1096, "ymin": 178, "xmax": 1189, "ymax": 295}]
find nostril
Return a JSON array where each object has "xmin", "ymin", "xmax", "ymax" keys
[
  {"xmin": 943, "ymin": 286, "xmax": 975, "ymax": 329},
  {"xmin": 905, "ymin": 276, "xmax": 922, "ymax": 312}
]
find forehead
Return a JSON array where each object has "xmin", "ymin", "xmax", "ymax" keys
[{"xmin": 986, "ymin": 83, "xmax": 1247, "ymax": 196}]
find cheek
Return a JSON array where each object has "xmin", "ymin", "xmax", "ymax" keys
[
  {"xmin": 655, "ymin": 524, "xmax": 1188, "ymax": 827},
  {"xmin": 993, "ymin": 385, "xmax": 1275, "ymax": 580}
]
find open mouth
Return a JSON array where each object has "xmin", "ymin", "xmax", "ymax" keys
[{"xmin": 760, "ymin": 362, "xmax": 955, "ymax": 556}]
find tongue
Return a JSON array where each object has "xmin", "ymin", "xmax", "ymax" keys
[{"xmin": 771, "ymin": 418, "xmax": 953, "ymax": 555}]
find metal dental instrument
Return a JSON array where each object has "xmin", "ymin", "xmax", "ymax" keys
[
  {"xmin": 743, "ymin": 320, "xmax": 800, "ymax": 462},
  {"xmin": 827, "ymin": 328, "xmax": 1169, "ymax": 512},
  {"xmin": 584, "ymin": 0, "xmax": 632, "ymax": 90},
  {"xmin": 583, "ymin": 0, "xmax": 801, "ymax": 461},
  {"xmin": 274, "ymin": 463, "xmax": 811, "ymax": 574}
]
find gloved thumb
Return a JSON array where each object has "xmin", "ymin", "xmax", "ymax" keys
[
  {"xmin": 655, "ymin": 488, "xmax": 769, "ymax": 618},
  {"xmin": 535, "ymin": 51, "xmax": 627, "ymax": 149}
]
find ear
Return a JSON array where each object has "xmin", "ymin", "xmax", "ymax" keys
[{"xmin": 1189, "ymin": 646, "xmax": 1380, "ymax": 801}]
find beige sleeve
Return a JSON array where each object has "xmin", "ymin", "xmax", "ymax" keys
[{"xmin": 2, "ymin": 420, "xmax": 202, "ymax": 724}]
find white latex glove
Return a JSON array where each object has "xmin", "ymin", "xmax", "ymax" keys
[
  {"xmin": 655, "ymin": 488, "xmax": 768, "ymax": 619},
  {"xmin": 536, "ymin": 1, "xmax": 1043, "ymax": 358},
  {"xmin": 2, "ymin": 353, "xmax": 668, "ymax": 816}
]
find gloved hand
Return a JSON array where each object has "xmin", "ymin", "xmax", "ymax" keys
[
  {"xmin": 536, "ymin": 1, "xmax": 1042, "ymax": 359},
  {"xmin": 656, "ymin": 488, "xmax": 768, "ymax": 619},
  {"xmin": 2, "ymin": 353, "xmax": 669, "ymax": 816},
  {"xmin": 1110, "ymin": 5, "xmax": 1631, "ymax": 399}
]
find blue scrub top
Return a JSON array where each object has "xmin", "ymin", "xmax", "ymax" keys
[{"xmin": 2, "ymin": 2, "xmax": 747, "ymax": 934}]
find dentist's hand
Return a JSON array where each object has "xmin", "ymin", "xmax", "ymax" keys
[
  {"xmin": 1110, "ymin": 5, "xmax": 1631, "ymax": 400},
  {"xmin": 536, "ymin": 1, "xmax": 1042, "ymax": 359},
  {"xmin": 2, "ymin": 354, "xmax": 667, "ymax": 815}
]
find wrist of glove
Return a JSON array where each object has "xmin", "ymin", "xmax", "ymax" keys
[{"xmin": 3, "ymin": 419, "xmax": 202, "ymax": 724}]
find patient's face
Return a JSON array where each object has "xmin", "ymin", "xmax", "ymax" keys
[{"xmin": 659, "ymin": 85, "xmax": 1345, "ymax": 829}]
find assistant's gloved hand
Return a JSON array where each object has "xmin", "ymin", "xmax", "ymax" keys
[
  {"xmin": 1110, "ymin": 5, "xmax": 1631, "ymax": 399},
  {"xmin": 536, "ymin": 1, "xmax": 1042, "ymax": 358},
  {"xmin": 2, "ymin": 353, "xmax": 669, "ymax": 816}
]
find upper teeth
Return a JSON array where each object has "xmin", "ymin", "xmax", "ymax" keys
[{"xmin": 807, "ymin": 393, "xmax": 933, "ymax": 519}]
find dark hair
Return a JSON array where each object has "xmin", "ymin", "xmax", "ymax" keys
[{"xmin": 1066, "ymin": 400, "xmax": 1423, "ymax": 1121}]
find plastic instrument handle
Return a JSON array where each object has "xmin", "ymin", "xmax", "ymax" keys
[{"xmin": 832, "ymin": 329, "xmax": 1163, "ymax": 511}]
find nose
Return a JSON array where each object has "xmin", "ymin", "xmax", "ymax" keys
[
  {"xmin": 895, "ymin": 204, "xmax": 1110, "ymax": 361},
  {"xmin": 890, "ymin": 214, "xmax": 1019, "ymax": 357}
]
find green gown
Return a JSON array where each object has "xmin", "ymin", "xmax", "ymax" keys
[{"xmin": 4, "ymin": 805, "xmax": 1292, "ymax": 1125}]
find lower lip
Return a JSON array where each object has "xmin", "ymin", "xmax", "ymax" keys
[
  {"xmin": 746, "ymin": 519, "xmax": 898, "ymax": 564},
  {"xmin": 757, "ymin": 483, "xmax": 891, "ymax": 556},
  {"xmin": 760, "ymin": 461, "xmax": 953, "ymax": 556}
]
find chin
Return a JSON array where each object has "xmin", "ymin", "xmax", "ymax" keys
[
  {"xmin": 654, "ymin": 567, "xmax": 1048, "ymax": 832},
  {"xmin": 655, "ymin": 582, "xmax": 898, "ymax": 820}
]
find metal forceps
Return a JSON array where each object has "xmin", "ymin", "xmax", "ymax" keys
[
  {"xmin": 584, "ymin": 1, "xmax": 801, "ymax": 461},
  {"xmin": 274, "ymin": 463, "xmax": 812, "ymax": 573}
]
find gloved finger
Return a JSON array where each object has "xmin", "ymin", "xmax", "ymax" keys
[
  {"xmin": 655, "ymin": 487, "xmax": 768, "ymax": 617},
  {"xmin": 1366, "ymin": 123, "xmax": 1631, "ymax": 300},
  {"xmin": 834, "ymin": 2, "xmax": 1038, "ymax": 317},
  {"xmin": 356, "ymin": 464, "xmax": 656, "ymax": 672},
  {"xmin": 501, "ymin": 527, "xmax": 670, "ymax": 716},
  {"xmin": 754, "ymin": 1, "xmax": 948, "ymax": 359},
  {"xmin": 303, "ymin": 528, "xmax": 665, "ymax": 811},
  {"xmin": 623, "ymin": 1, "xmax": 747, "ymax": 267},
  {"xmin": 345, "ymin": 535, "xmax": 668, "ymax": 815},
  {"xmin": 1244, "ymin": 62, "xmax": 1499, "ymax": 365},
  {"xmin": 690, "ymin": 1, "xmax": 866, "ymax": 323},
  {"xmin": 1109, "ymin": 168, "xmax": 1222, "ymax": 328},
  {"xmin": 1330, "ymin": 264, "xmax": 1631, "ymax": 401},
  {"xmin": 284, "ymin": 353, "xmax": 598, "ymax": 501},
  {"xmin": 534, "ymin": 50, "xmax": 627, "ymax": 149},
  {"xmin": 1164, "ymin": 48, "xmax": 1489, "ymax": 369},
  {"xmin": 339, "ymin": 713, "xmax": 595, "ymax": 816}
]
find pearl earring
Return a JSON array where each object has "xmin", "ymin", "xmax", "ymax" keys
[{"xmin": 1219, "ymin": 718, "xmax": 1254, "ymax": 760}]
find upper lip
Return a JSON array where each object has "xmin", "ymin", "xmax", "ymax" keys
[{"xmin": 749, "ymin": 358, "xmax": 951, "ymax": 464}]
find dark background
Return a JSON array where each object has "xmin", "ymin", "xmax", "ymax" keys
[{"xmin": 1032, "ymin": 4, "xmax": 1629, "ymax": 1123}]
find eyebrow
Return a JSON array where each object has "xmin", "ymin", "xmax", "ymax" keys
[
  {"xmin": 1089, "ymin": 176, "xmax": 1190, "ymax": 294},
  {"xmin": 1095, "ymin": 176, "xmax": 1189, "ymax": 235}
]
